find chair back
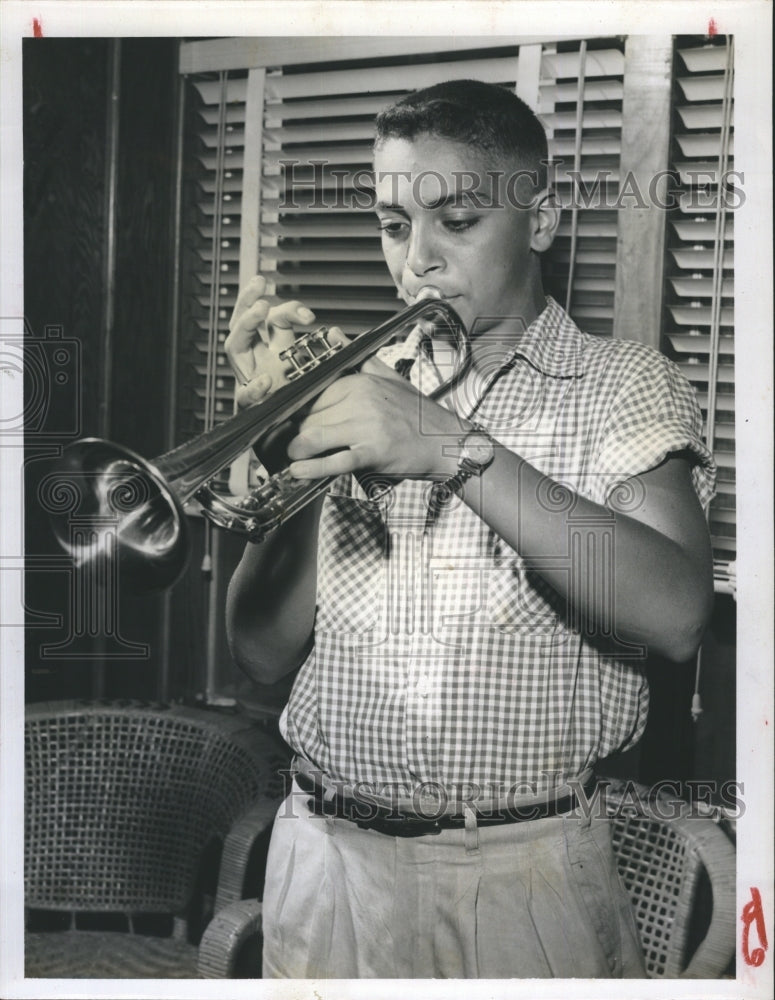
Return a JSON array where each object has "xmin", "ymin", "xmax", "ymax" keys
[{"xmin": 25, "ymin": 700, "xmax": 285, "ymax": 915}]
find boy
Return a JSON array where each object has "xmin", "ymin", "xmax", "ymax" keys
[{"xmin": 225, "ymin": 80, "xmax": 715, "ymax": 978}]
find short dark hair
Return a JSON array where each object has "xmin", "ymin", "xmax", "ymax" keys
[{"xmin": 374, "ymin": 79, "xmax": 548, "ymax": 188}]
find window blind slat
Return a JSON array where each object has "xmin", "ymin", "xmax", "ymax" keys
[
  {"xmin": 265, "ymin": 94, "xmax": 403, "ymax": 122},
  {"xmin": 675, "ymin": 134, "xmax": 735, "ymax": 158},
  {"xmin": 670, "ymin": 218, "xmax": 734, "ymax": 242},
  {"xmin": 669, "ymin": 277, "xmax": 734, "ymax": 298},
  {"xmin": 541, "ymin": 49, "xmax": 624, "ymax": 77},
  {"xmin": 667, "ymin": 332, "xmax": 734, "ymax": 354},
  {"xmin": 677, "ymin": 45, "xmax": 729, "ymax": 72},
  {"xmin": 668, "ymin": 305, "xmax": 734, "ymax": 327},
  {"xmin": 265, "ymin": 55, "xmax": 520, "ymax": 101},
  {"xmin": 540, "ymin": 80, "xmax": 623, "ymax": 102},
  {"xmin": 676, "ymin": 75, "xmax": 726, "ymax": 101},
  {"xmin": 192, "ymin": 78, "xmax": 248, "ymax": 105}
]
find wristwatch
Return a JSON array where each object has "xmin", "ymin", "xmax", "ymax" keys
[{"xmin": 444, "ymin": 425, "xmax": 495, "ymax": 495}]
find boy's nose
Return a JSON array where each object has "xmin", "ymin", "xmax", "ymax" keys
[{"xmin": 405, "ymin": 225, "xmax": 443, "ymax": 276}]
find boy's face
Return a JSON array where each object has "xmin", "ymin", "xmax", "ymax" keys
[{"xmin": 373, "ymin": 133, "xmax": 546, "ymax": 336}]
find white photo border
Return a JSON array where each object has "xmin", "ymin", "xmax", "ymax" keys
[{"xmin": 1, "ymin": 2, "xmax": 772, "ymax": 998}]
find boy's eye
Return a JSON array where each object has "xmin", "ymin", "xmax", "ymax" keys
[
  {"xmin": 377, "ymin": 219, "xmax": 408, "ymax": 238},
  {"xmin": 443, "ymin": 216, "xmax": 479, "ymax": 233}
]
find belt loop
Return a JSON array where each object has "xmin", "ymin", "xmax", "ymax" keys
[
  {"xmin": 574, "ymin": 772, "xmax": 596, "ymax": 829},
  {"xmin": 463, "ymin": 802, "xmax": 479, "ymax": 854}
]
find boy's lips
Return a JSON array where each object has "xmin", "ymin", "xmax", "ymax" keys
[{"xmin": 406, "ymin": 287, "xmax": 461, "ymax": 304}]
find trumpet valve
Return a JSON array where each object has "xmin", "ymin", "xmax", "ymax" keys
[{"xmin": 280, "ymin": 327, "xmax": 343, "ymax": 381}]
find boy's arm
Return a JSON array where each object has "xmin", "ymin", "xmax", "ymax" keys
[
  {"xmin": 456, "ymin": 445, "xmax": 713, "ymax": 663},
  {"xmin": 226, "ymin": 498, "xmax": 323, "ymax": 685},
  {"xmin": 222, "ymin": 276, "xmax": 333, "ymax": 684},
  {"xmin": 286, "ymin": 365, "xmax": 714, "ymax": 664}
]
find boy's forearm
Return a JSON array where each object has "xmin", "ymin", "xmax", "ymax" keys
[
  {"xmin": 225, "ymin": 497, "xmax": 323, "ymax": 684},
  {"xmin": 460, "ymin": 446, "xmax": 713, "ymax": 663}
]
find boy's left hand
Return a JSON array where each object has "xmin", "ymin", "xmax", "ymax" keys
[{"xmin": 286, "ymin": 356, "xmax": 461, "ymax": 481}]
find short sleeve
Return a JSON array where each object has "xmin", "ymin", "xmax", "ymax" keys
[{"xmin": 595, "ymin": 343, "xmax": 716, "ymax": 509}]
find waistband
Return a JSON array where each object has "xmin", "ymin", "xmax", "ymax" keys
[{"xmin": 292, "ymin": 757, "xmax": 598, "ymax": 838}]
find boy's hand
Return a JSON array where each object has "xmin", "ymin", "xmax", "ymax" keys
[
  {"xmin": 225, "ymin": 275, "xmax": 346, "ymax": 410},
  {"xmin": 225, "ymin": 275, "xmax": 353, "ymax": 471},
  {"xmin": 286, "ymin": 356, "xmax": 462, "ymax": 481}
]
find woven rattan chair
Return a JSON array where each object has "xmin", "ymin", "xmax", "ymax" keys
[
  {"xmin": 604, "ymin": 778, "xmax": 736, "ymax": 978},
  {"xmin": 193, "ymin": 775, "xmax": 738, "ymax": 980},
  {"xmin": 25, "ymin": 700, "xmax": 289, "ymax": 978}
]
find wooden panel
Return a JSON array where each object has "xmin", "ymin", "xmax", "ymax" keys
[
  {"xmin": 179, "ymin": 35, "xmax": 587, "ymax": 75},
  {"xmin": 23, "ymin": 39, "xmax": 110, "ymax": 701},
  {"xmin": 612, "ymin": 35, "xmax": 673, "ymax": 349},
  {"xmin": 239, "ymin": 68, "xmax": 266, "ymax": 288},
  {"xmin": 22, "ymin": 38, "xmax": 181, "ymax": 701}
]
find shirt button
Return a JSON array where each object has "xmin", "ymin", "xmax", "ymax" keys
[{"xmin": 416, "ymin": 676, "xmax": 430, "ymax": 697}]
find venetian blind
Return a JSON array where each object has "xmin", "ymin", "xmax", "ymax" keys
[
  {"xmin": 177, "ymin": 70, "xmax": 250, "ymax": 449},
  {"xmin": 260, "ymin": 48, "xmax": 522, "ymax": 333},
  {"xmin": 664, "ymin": 36, "xmax": 735, "ymax": 593},
  {"xmin": 177, "ymin": 36, "xmax": 627, "ymax": 456},
  {"xmin": 538, "ymin": 42, "xmax": 624, "ymax": 336}
]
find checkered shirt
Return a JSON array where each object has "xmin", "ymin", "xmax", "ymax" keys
[{"xmin": 280, "ymin": 298, "xmax": 716, "ymax": 794}]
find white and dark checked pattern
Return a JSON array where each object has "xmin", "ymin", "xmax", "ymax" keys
[{"xmin": 280, "ymin": 298, "xmax": 716, "ymax": 793}]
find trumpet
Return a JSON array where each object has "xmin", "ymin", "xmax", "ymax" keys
[{"xmin": 48, "ymin": 297, "xmax": 469, "ymax": 591}]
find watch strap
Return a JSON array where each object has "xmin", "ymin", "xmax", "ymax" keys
[{"xmin": 440, "ymin": 424, "xmax": 495, "ymax": 496}]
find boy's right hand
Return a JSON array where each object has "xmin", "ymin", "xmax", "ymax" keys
[
  {"xmin": 224, "ymin": 275, "xmax": 318, "ymax": 410},
  {"xmin": 225, "ymin": 275, "xmax": 347, "ymax": 473}
]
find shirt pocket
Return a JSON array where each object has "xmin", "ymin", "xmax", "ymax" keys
[{"xmin": 485, "ymin": 560, "xmax": 562, "ymax": 635}]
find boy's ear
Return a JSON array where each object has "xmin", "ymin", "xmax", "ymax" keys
[{"xmin": 530, "ymin": 190, "xmax": 561, "ymax": 252}]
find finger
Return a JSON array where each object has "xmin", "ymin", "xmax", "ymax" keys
[
  {"xmin": 287, "ymin": 421, "xmax": 354, "ymax": 461},
  {"xmin": 225, "ymin": 299, "xmax": 271, "ymax": 361},
  {"xmin": 266, "ymin": 300, "xmax": 316, "ymax": 332},
  {"xmin": 305, "ymin": 375, "xmax": 360, "ymax": 415},
  {"xmin": 235, "ymin": 373, "xmax": 273, "ymax": 410},
  {"xmin": 289, "ymin": 447, "xmax": 364, "ymax": 481},
  {"xmin": 327, "ymin": 326, "xmax": 350, "ymax": 348},
  {"xmin": 359, "ymin": 355, "xmax": 406, "ymax": 382},
  {"xmin": 230, "ymin": 275, "xmax": 268, "ymax": 329}
]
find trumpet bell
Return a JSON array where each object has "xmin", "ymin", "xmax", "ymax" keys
[
  {"xmin": 47, "ymin": 297, "xmax": 468, "ymax": 593},
  {"xmin": 49, "ymin": 438, "xmax": 189, "ymax": 592}
]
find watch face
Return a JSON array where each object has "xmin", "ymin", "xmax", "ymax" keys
[{"xmin": 461, "ymin": 432, "xmax": 494, "ymax": 467}]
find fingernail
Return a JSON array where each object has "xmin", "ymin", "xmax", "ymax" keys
[{"xmin": 299, "ymin": 308, "xmax": 315, "ymax": 322}]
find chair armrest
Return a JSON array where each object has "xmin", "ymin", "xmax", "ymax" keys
[
  {"xmin": 197, "ymin": 898, "xmax": 263, "ymax": 978},
  {"xmin": 678, "ymin": 819, "xmax": 737, "ymax": 979},
  {"xmin": 602, "ymin": 777, "xmax": 736, "ymax": 979},
  {"xmin": 215, "ymin": 796, "xmax": 280, "ymax": 912}
]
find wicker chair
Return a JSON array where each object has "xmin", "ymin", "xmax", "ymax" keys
[
  {"xmin": 604, "ymin": 778, "xmax": 736, "ymax": 978},
  {"xmin": 25, "ymin": 700, "xmax": 289, "ymax": 978},
  {"xmin": 192, "ymin": 774, "xmax": 739, "ymax": 981}
]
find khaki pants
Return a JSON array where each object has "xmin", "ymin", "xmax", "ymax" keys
[{"xmin": 262, "ymin": 781, "xmax": 646, "ymax": 979}]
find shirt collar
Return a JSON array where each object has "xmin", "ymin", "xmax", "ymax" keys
[
  {"xmin": 380, "ymin": 296, "xmax": 586, "ymax": 386},
  {"xmin": 503, "ymin": 297, "xmax": 586, "ymax": 378}
]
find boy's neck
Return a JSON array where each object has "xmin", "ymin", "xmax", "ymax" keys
[{"xmin": 468, "ymin": 283, "xmax": 548, "ymax": 371}]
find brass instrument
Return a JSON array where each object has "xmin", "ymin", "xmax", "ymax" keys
[{"xmin": 49, "ymin": 298, "xmax": 469, "ymax": 591}]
